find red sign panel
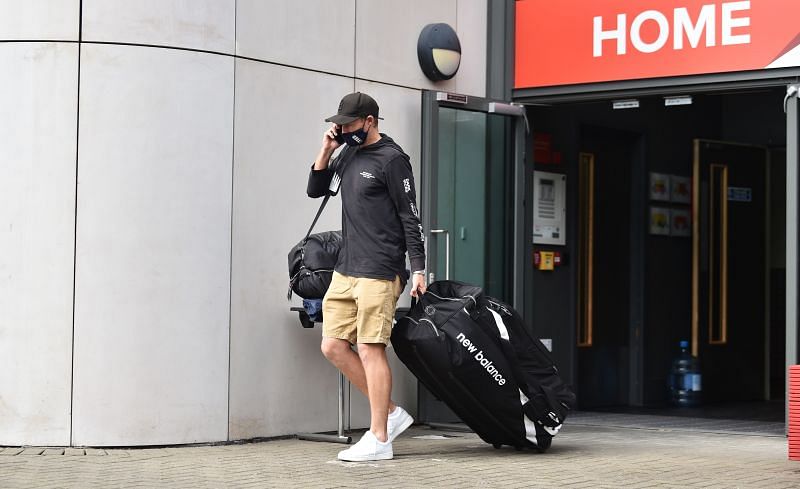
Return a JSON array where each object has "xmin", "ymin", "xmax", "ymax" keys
[{"xmin": 515, "ymin": 0, "xmax": 800, "ymax": 89}]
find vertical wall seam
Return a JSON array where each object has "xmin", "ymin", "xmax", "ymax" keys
[
  {"xmin": 353, "ymin": 0, "xmax": 357, "ymax": 90},
  {"xmin": 70, "ymin": 0, "xmax": 83, "ymax": 448},
  {"xmin": 227, "ymin": 0, "xmax": 237, "ymax": 443},
  {"xmin": 455, "ymin": 0, "xmax": 459, "ymax": 95}
]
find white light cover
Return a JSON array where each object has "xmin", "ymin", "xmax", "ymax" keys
[{"xmin": 431, "ymin": 48, "xmax": 461, "ymax": 77}]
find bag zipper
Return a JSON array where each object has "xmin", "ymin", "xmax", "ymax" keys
[
  {"xmin": 405, "ymin": 316, "xmax": 440, "ymax": 337},
  {"xmin": 425, "ymin": 291, "xmax": 478, "ymax": 308}
]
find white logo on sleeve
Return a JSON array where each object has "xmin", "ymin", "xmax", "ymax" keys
[
  {"xmin": 403, "ymin": 178, "xmax": 411, "ymax": 193},
  {"xmin": 360, "ymin": 171, "xmax": 375, "ymax": 179}
]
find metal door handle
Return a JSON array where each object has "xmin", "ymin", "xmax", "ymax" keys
[{"xmin": 429, "ymin": 229, "xmax": 450, "ymax": 281}]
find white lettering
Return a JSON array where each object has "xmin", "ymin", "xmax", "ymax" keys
[
  {"xmin": 631, "ymin": 10, "xmax": 670, "ymax": 54},
  {"xmin": 593, "ymin": 2, "xmax": 751, "ymax": 57},
  {"xmin": 674, "ymin": 5, "xmax": 716, "ymax": 49},
  {"xmin": 454, "ymin": 333, "xmax": 508, "ymax": 386},
  {"xmin": 722, "ymin": 1, "xmax": 750, "ymax": 45},
  {"xmin": 593, "ymin": 14, "xmax": 626, "ymax": 57},
  {"xmin": 456, "ymin": 332, "xmax": 477, "ymax": 353}
]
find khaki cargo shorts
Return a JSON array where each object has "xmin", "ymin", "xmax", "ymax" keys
[{"xmin": 322, "ymin": 271, "xmax": 403, "ymax": 345}]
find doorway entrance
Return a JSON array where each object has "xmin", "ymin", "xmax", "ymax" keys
[{"xmin": 526, "ymin": 85, "xmax": 788, "ymax": 417}]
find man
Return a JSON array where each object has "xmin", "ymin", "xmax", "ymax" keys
[{"xmin": 307, "ymin": 92, "xmax": 426, "ymax": 462}]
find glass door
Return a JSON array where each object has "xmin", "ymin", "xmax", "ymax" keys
[{"xmin": 418, "ymin": 91, "xmax": 527, "ymax": 423}]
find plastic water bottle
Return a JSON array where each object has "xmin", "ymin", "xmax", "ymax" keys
[{"xmin": 669, "ymin": 340, "xmax": 702, "ymax": 407}]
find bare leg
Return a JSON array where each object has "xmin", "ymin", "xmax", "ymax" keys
[
  {"xmin": 321, "ymin": 338, "xmax": 397, "ymax": 413},
  {"xmin": 358, "ymin": 343, "xmax": 392, "ymax": 442}
]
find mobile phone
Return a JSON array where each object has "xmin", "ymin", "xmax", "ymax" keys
[{"xmin": 333, "ymin": 126, "xmax": 345, "ymax": 144}]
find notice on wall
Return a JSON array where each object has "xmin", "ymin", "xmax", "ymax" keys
[
  {"xmin": 728, "ymin": 186, "xmax": 752, "ymax": 202},
  {"xmin": 533, "ymin": 171, "xmax": 566, "ymax": 246}
]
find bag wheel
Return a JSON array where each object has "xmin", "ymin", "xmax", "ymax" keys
[{"xmin": 535, "ymin": 433, "xmax": 552, "ymax": 453}]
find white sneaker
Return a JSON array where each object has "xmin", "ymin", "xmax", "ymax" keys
[
  {"xmin": 337, "ymin": 431, "xmax": 393, "ymax": 462},
  {"xmin": 387, "ymin": 406, "xmax": 414, "ymax": 442}
]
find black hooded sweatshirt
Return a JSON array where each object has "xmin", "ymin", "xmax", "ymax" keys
[{"xmin": 307, "ymin": 134, "xmax": 425, "ymax": 282}]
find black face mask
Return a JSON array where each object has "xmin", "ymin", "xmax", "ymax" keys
[{"xmin": 341, "ymin": 121, "xmax": 370, "ymax": 147}]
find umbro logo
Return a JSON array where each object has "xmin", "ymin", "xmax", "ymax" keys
[{"xmin": 360, "ymin": 171, "xmax": 375, "ymax": 179}]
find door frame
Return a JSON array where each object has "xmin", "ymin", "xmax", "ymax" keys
[
  {"xmin": 786, "ymin": 85, "xmax": 799, "ymax": 425},
  {"xmin": 420, "ymin": 91, "xmax": 528, "ymax": 312}
]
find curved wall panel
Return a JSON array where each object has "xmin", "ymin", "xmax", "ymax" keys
[
  {"xmin": 0, "ymin": 41, "xmax": 78, "ymax": 447},
  {"xmin": 72, "ymin": 44, "xmax": 233, "ymax": 446},
  {"xmin": 0, "ymin": 1, "xmax": 79, "ymax": 41},
  {"xmin": 82, "ymin": 0, "xmax": 236, "ymax": 54}
]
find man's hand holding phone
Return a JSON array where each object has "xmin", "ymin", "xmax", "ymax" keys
[
  {"xmin": 315, "ymin": 124, "xmax": 342, "ymax": 170},
  {"xmin": 323, "ymin": 124, "xmax": 343, "ymax": 150}
]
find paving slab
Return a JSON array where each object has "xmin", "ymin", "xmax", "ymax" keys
[
  {"xmin": 0, "ymin": 418, "xmax": 797, "ymax": 488},
  {"xmin": 18, "ymin": 448, "xmax": 44, "ymax": 456}
]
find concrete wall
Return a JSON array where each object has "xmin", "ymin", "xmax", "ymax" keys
[{"xmin": 0, "ymin": 0, "xmax": 487, "ymax": 446}]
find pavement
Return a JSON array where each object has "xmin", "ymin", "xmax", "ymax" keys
[{"xmin": 1, "ymin": 415, "xmax": 798, "ymax": 488}]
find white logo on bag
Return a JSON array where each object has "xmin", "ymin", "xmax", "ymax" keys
[
  {"xmin": 360, "ymin": 171, "xmax": 375, "ymax": 179},
  {"xmin": 456, "ymin": 332, "xmax": 507, "ymax": 386}
]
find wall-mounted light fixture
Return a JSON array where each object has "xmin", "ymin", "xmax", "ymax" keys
[{"xmin": 417, "ymin": 23, "xmax": 461, "ymax": 81}]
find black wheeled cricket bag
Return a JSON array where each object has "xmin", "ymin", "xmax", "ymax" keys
[{"xmin": 391, "ymin": 280, "xmax": 576, "ymax": 452}]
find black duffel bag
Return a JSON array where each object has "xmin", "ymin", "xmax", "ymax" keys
[
  {"xmin": 287, "ymin": 230, "xmax": 342, "ymax": 300},
  {"xmin": 391, "ymin": 280, "xmax": 575, "ymax": 452}
]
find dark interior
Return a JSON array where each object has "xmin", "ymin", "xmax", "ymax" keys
[{"xmin": 526, "ymin": 86, "xmax": 787, "ymax": 417}]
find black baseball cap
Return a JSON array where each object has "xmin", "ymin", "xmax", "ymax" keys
[{"xmin": 325, "ymin": 92, "xmax": 383, "ymax": 124}]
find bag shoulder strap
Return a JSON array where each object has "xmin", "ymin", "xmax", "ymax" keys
[
  {"xmin": 302, "ymin": 194, "xmax": 331, "ymax": 244},
  {"xmin": 302, "ymin": 146, "xmax": 356, "ymax": 244}
]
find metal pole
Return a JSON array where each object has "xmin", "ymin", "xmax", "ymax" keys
[
  {"xmin": 297, "ymin": 371, "xmax": 352, "ymax": 444},
  {"xmin": 337, "ymin": 371, "xmax": 346, "ymax": 437}
]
